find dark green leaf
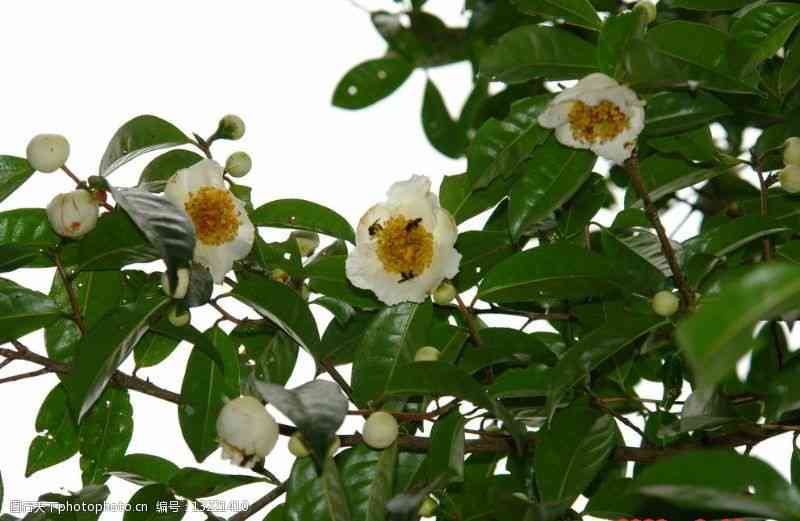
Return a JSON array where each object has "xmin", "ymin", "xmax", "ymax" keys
[
  {"xmin": 80, "ymin": 387, "xmax": 133, "ymax": 485},
  {"xmin": 138, "ymin": 149, "xmax": 203, "ymax": 192},
  {"xmin": 513, "ymin": 0, "xmax": 601, "ymax": 30},
  {"xmin": 647, "ymin": 126, "xmax": 719, "ymax": 162},
  {"xmin": 231, "ymin": 322, "xmax": 298, "ymax": 394},
  {"xmin": 133, "ymin": 332, "xmax": 181, "ymax": 368},
  {"xmin": 421, "ymin": 80, "xmax": 466, "ymax": 158},
  {"xmin": 26, "ymin": 385, "xmax": 80, "ymax": 477},
  {"xmin": 352, "ymin": 301, "xmax": 432, "ymax": 406},
  {"xmin": 0, "ymin": 208, "xmax": 59, "ymax": 272},
  {"xmin": 109, "ymin": 454, "xmax": 180, "ymax": 486},
  {"xmin": 286, "ymin": 457, "xmax": 352, "ymax": 521},
  {"xmin": 252, "ymin": 199, "xmax": 354, "ymax": 243},
  {"xmin": 426, "ymin": 411, "xmax": 466, "ymax": 482},
  {"xmin": 306, "ymin": 256, "xmax": 383, "ymax": 309},
  {"xmin": 597, "ymin": 10, "xmax": 647, "ymax": 78},
  {"xmin": 60, "ymin": 211, "xmax": 158, "ymax": 271},
  {"xmin": 0, "ymin": 277, "xmax": 61, "ymax": 343},
  {"xmin": 249, "ymin": 236, "xmax": 305, "ymax": 278},
  {"xmin": 386, "ymin": 362, "xmax": 491, "ymax": 409},
  {"xmin": 439, "ymin": 172, "xmax": 513, "ymax": 225},
  {"xmin": 312, "ymin": 296, "xmax": 356, "ymax": 326},
  {"xmin": 643, "ymin": 91, "xmax": 732, "ymax": 137},
  {"xmin": 489, "ymin": 365, "xmax": 551, "ymax": 399},
  {"xmin": 179, "ymin": 327, "xmax": 239, "ymax": 462},
  {"xmin": 169, "ymin": 468, "xmax": 263, "ymax": 499},
  {"xmin": 124, "ymin": 484, "xmax": 186, "ymax": 521},
  {"xmin": 317, "ymin": 311, "xmax": 378, "ymax": 367},
  {"xmin": 557, "ymin": 173, "xmax": 611, "ymax": 239},
  {"xmin": 149, "ymin": 319, "xmax": 224, "ymax": 369},
  {"xmin": 669, "ymin": 0, "xmax": 750, "ymax": 9},
  {"xmin": 332, "ymin": 57, "xmax": 414, "ymax": 110},
  {"xmin": 0, "ymin": 156, "xmax": 34, "ymax": 204},
  {"xmin": 460, "ymin": 327, "xmax": 557, "ymax": 373},
  {"xmin": 682, "ymin": 215, "xmax": 790, "ymax": 262},
  {"xmin": 624, "ymin": 154, "xmax": 723, "ymax": 208},
  {"xmin": 601, "ymin": 228, "xmax": 670, "ymax": 294},
  {"xmin": 730, "ymin": 3, "xmax": 800, "ymax": 71},
  {"xmin": 339, "ymin": 444, "xmax": 397, "ymax": 521},
  {"xmin": 781, "ymin": 33, "xmax": 800, "ymax": 98},
  {"xmin": 452, "ymin": 230, "xmax": 515, "ymax": 292},
  {"xmin": 100, "ymin": 115, "xmax": 191, "ymax": 177}
]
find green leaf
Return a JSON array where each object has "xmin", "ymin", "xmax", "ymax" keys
[
  {"xmin": 0, "ymin": 277, "xmax": 61, "ymax": 343},
  {"xmin": 508, "ymin": 136, "xmax": 596, "ymax": 239},
  {"xmin": 133, "ymin": 332, "xmax": 181, "ymax": 368},
  {"xmin": 386, "ymin": 362, "xmax": 491, "ymax": 409},
  {"xmin": 682, "ymin": 215, "xmax": 790, "ymax": 262},
  {"xmin": 730, "ymin": 3, "xmax": 800, "ymax": 71},
  {"xmin": 780, "ymin": 33, "xmax": 800, "ymax": 98},
  {"xmin": 169, "ymin": 468, "xmax": 263, "ymax": 499},
  {"xmin": 480, "ymin": 25, "xmax": 598, "ymax": 83},
  {"xmin": 250, "ymin": 236, "xmax": 305, "ymax": 278},
  {"xmin": 597, "ymin": 10, "xmax": 647, "ymax": 78},
  {"xmin": 643, "ymin": 91, "xmax": 732, "ymax": 137},
  {"xmin": 452, "ymin": 230, "xmax": 515, "ymax": 292},
  {"xmin": 257, "ymin": 380, "xmax": 347, "ymax": 465},
  {"xmin": 0, "ymin": 156, "xmax": 34, "ymax": 204},
  {"xmin": 351, "ymin": 301, "xmax": 432, "ymax": 406},
  {"xmin": 535, "ymin": 405, "xmax": 617, "ymax": 504},
  {"xmin": 232, "ymin": 276, "xmax": 320, "ymax": 353},
  {"xmin": 108, "ymin": 454, "xmax": 180, "ymax": 486},
  {"xmin": 65, "ymin": 292, "xmax": 168, "ymax": 420},
  {"xmin": 231, "ymin": 322, "xmax": 298, "ymax": 394},
  {"xmin": 312, "ymin": 296, "xmax": 356, "ymax": 326},
  {"xmin": 138, "ymin": 149, "xmax": 203, "ymax": 191},
  {"xmin": 439, "ymin": 172, "xmax": 513, "ymax": 225},
  {"xmin": 0, "ymin": 208, "xmax": 59, "ymax": 272},
  {"xmin": 513, "ymin": 0, "xmax": 601, "ymax": 30},
  {"xmin": 252, "ymin": 199, "xmax": 355, "ymax": 243},
  {"xmin": 421, "ymin": 80, "xmax": 466, "ymax": 158},
  {"xmin": 110, "ymin": 187, "xmax": 195, "ymax": 288},
  {"xmin": 489, "ymin": 365, "xmax": 551, "ymax": 399},
  {"xmin": 426, "ymin": 411, "xmax": 466, "ymax": 482},
  {"xmin": 478, "ymin": 244, "xmax": 619, "ymax": 304},
  {"xmin": 37, "ymin": 485, "xmax": 111, "ymax": 521},
  {"xmin": 624, "ymin": 154, "xmax": 723, "ymax": 208},
  {"xmin": 317, "ymin": 311, "xmax": 377, "ymax": 367},
  {"xmin": 793, "ymin": 446, "xmax": 800, "ymax": 492},
  {"xmin": 60, "ymin": 211, "xmax": 158, "ymax": 271},
  {"xmin": 179, "ymin": 327, "xmax": 239, "ymax": 462},
  {"xmin": 124, "ymin": 484, "xmax": 186, "ymax": 521},
  {"xmin": 306, "ymin": 256, "xmax": 383, "ymax": 309},
  {"xmin": 669, "ymin": 0, "xmax": 750, "ymax": 9},
  {"xmin": 646, "ymin": 126, "xmax": 718, "ymax": 163},
  {"xmin": 26, "ymin": 385, "xmax": 80, "ymax": 477},
  {"xmin": 100, "ymin": 115, "xmax": 191, "ymax": 177},
  {"xmin": 286, "ymin": 457, "xmax": 352, "ymax": 521},
  {"xmin": 332, "ymin": 57, "xmax": 414, "ymax": 110},
  {"xmin": 339, "ymin": 444, "xmax": 397, "ymax": 521},
  {"xmin": 149, "ymin": 319, "xmax": 225, "ymax": 369},
  {"xmin": 601, "ymin": 228, "xmax": 670, "ymax": 294},
  {"xmin": 468, "ymin": 96, "xmax": 552, "ymax": 189},
  {"xmin": 460, "ymin": 327, "xmax": 557, "ymax": 374},
  {"xmin": 677, "ymin": 263, "xmax": 800, "ymax": 388},
  {"xmin": 633, "ymin": 451, "xmax": 800, "ymax": 519},
  {"xmin": 265, "ymin": 505, "xmax": 287, "ymax": 521},
  {"xmin": 79, "ymin": 387, "xmax": 133, "ymax": 485},
  {"xmin": 557, "ymin": 173, "xmax": 611, "ymax": 239}
]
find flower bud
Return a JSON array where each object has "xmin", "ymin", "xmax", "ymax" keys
[
  {"xmin": 271, "ymin": 268, "xmax": 289, "ymax": 284},
  {"xmin": 291, "ymin": 231, "xmax": 320, "ymax": 257},
  {"xmin": 216, "ymin": 396, "xmax": 279, "ymax": 468},
  {"xmin": 432, "ymin": 281, "xmax": 457, "ymax": 305},
  {"xmin": 418, "ymin": 497, "xmax": 438, "ymax": 517},
  {"xmin": 225, "ymin": 152, "xmax": 252, "ymax": 178},
  {"xmin": 780, "ymin": 165, "xmax": 800, "ymax": 194},
  {"xmin": 634, "ymin": 0, "xmax": 657, "ymax": 23},
  {"xmin": 414, "ymin": 346, "xmax": 441, "ymax": 362},
  {"xmin": 46, "ymin": 190, "xmax": 99, "ymax": 239},
  {"xmin": 363, "ymin": 411, "xmax": 399, "ymax": 449},
  {"xmin": 652, "ymin": 290, "xmax": 680, "ymax": 317},
  {"xmin": 216, "ymin": 115, "xmax": 246, "ymax": 140},
  {"xmin": 288, "ymin": 432, "xmax": 310, "ymax": 458},
  {"xmin": 27, "ymin": 134, "xmax": 70, "ymax": 173},
  {"xmin": 168, "ymin": 306, "xmax": 191, "ymax": 327},
  {"xmin": 785, "ymin": 137, "xmax": 800, "ymax": 166},
  {"xmin": 161, "ymin": 268, "xmax": 191, "ymax": 300}
]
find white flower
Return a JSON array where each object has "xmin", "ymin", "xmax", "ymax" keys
[
  {"xmin": 46, "ymin": 189, "xmax": 99, "ymax": 239},
  {"xmin": 538, "ymin": 73, "xmax": 645, "ymax": 164},
  {"xmin": 27, "ymin": 134, "xmax": 70, "ymax": 173},
  {"xmin": 165, "ymin": 159, "xmax": 255, "ymax": 284},
  {"xmin": 216, "ymin": 396, "xmax": 279, "ymax": 468},
  {"xmin": 346, "ymin": 175, "xmax": 461, "ymax": 305}
]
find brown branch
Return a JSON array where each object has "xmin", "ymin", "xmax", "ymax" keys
[
  {"xmin": 625, "ymin": 155, "xmax": 693, "ymax": 311},
  {"xmin": 52, "ymin": 253, "xmax": 88, "ymax": 335},
  {"xmin": 475, "ymin": 306, "xmax": 574, "ymax": 322},
  {"xmin": 320, "ymin": 358, "xmax": 355, "ymax": 403},
  {"xmin": 349, "ymin": 400, "xmax": 460, "ymax": 422},
  {"xmin": 0, "ymin": 368, "xmax": 51, "ymax": 384},
  {"xmin": 229, "ymin": 482, "xmax": 288, "ymax": 521}
]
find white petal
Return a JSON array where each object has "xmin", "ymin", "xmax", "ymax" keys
[
  {"xmin": 386, "ymin": 175, "xmax": 432, "ymax": 205},
  {"xmin": 577, "ymin": 72, "xmax": 619, "ymax": 91},
  {"xmin": 592, "ymin": 136, "xmax": 634, "ymax": 164},
  {"xmin": 538, "ymin": 101, "xmax": 574, "ymax": 129},
  {"xmin": 227, "ymin": 201, "xmax": 255, "ymax": 260},
  {"xmin": 164, "ymin": 170, "xmax": 192, "ymax": 207},
  {"xmin": 195, "ymin": 243, "xmax": 234, "ymax": 284},
  {"xmin": 433, "ymin": 208, "xmax": 458, "ymax": 248},
  {"xmin": 356, "ymin": 204, "xmax": 392, "ymax": 244},
  {"xmin": 554, "ymin": 124, "xmax": 590, "ymax": 150},
  {"xmin": 391, "ymin": 197, "xmax": 436, "ymax": 230},
  {"xmin": 188, "ymin": 159, "xmax": 226, "ymax": 189}
]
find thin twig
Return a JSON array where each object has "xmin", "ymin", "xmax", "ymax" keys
[
  {"xmin": 320, "ymin": 358, "xmax": 355, "ymax": 403},
  {"xmin": 625, "ymin": 154, "xmax": 693, "ymax": 311},
  {"xmin": 455, "ymin": 293, "xmax": 493, "ymax": 384},
  {"xmin": 52, "ymin": 253, "xmax": 87, "ymax": 335},
  {"xmin": 229, "ymin": 482, "xmax": 288, "ymax": 521},
  {"xmin": 209, "ymin": 300, "xmax": 249, "ymax": 325},
  {"xmin": 61, "ymin": 165, "xmax": 84, "ymax": 186},
  {"xmin": 0, "ymin": 368, "xmax": 51, "ymax": 384},
  {"xmin": 474, "ymin": 306, "xmax": 573, "ymax": 321},
  {"xmin": 349, "ymin": 400, "xmax": 460, "ymax": 422}
]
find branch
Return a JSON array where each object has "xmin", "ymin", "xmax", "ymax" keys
[
  {"xmin": 228, "ymin": 482, "xmax": 288, "ymax": 521},
  {"xmin": 625, "ymin": 155, "xmax": 694, "ymax": 311},
  {"xmin": 320, "ymin": 358, "xmax": 355, "ymax": 403},
  {"xmin": 0, "ymin": 368, "xmax": 51, "ymax": 384},
  {"xmin": 52, "ymin": 253, "xmax": 88, "ymax": 335}
]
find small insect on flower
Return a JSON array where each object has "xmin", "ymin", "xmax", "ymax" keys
[
  {"xmin": 538, "ymin": 73, "xmax": 645, "ymax": 164},
  {"xmin": 346, "ymin": 175, "xmax": 461, "ymax": 305}
]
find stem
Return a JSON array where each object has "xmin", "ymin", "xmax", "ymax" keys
[
  {"xmin": 52, "ymin": 253, "xmax": 87, "ymax": 335},
  {"xmin": 473, "ymin": 306, "xmax": 573, "ymax": 322},
  {"xmin": 320, "ymin": 358, "xmax": 355, "ymax": 403},
  {"xmin": 229, "ymin": 482, "xmax": 288, "ymax": 521},
  {"xmin": 0, "ymin": 368, "xmax": 51, "ymax": 384},
  {"xmin": 625, "ymin": 155, "xmax": 693, "ymax": 311},
  {"xmin": 455, "ymin": 293, "xmax": 493, "ymax": 384},
  {"xmin": 349, "ymin": 400, "xmax": 459, "ymax": 422},
  {"xmin": 756, "ymin": 161, "xmax": 772, "ymax": 261},
  {"xmin": 61, "ymin": 165, "xmax": 83, "ymax": 186}
]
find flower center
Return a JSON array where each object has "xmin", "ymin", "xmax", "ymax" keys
[
  {"xmin": 184, "ymin": 187, "xmax": 240, "ymax": 246},
  {"xmin": 373, "ymin": 215, "xmax": 434, "ymax": 281},
  {"xmin": 568, "ymin": 100, "xmax": 629, "ymax": 144}
]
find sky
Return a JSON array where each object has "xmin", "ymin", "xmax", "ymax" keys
[{"xmin": 0, "ymin": 1, "xmax": 792, "ymax": 520}]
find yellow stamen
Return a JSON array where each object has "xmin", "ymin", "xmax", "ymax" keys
[
  {"xmin": 374, "ymin": 215, "xmax": 434, "ymax": 277},
  {"xmin": 184, "ymin": 187, "xmax": 240, "ymax": 246},
  {"xmin": 568, "ymin": 100, "xmax": 629, "ymax": 144}
]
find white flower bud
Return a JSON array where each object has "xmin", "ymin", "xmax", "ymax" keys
[
  {"xmin": 652, "ymin": 290, "xmax": 680, "ymax": 317},
  {"xmin": 46, "ymin": 190, "xmax": 98, "ymax": 239},
  {"xmin": 168, "ymin": 306, "xmax": 191, "ymax": 327},
  {"xmin": 216, "ymin": 396, "xmax": 279, "ymax": 468},
  {"xmin": 362, "ymin": 411, "xmax": 399, "ymax": 449},
  {"xmin": 288, "ymin": 432, "xmax": 310, "ymax": 458},
  {"xmin": 291, "ymin": 231, "xmax": 320, "ymax": 257},
  {"xmin": 217, "ymin": 115, "xmax": 246, "ymax": 140},
  {"xmin": 418, "ymin": 497, "xmax": 438, "ymax": 518},
  {"xmin": 432, "ymin": 281, "xmax": 457, "ymax": 305},
  {"xmin": 161, "ymin": 268, "xmax": 191, "ymax": 300},
  {"xmin": 27, "ymin": 134, "xmax": 70, "ymax": 173},
  {"xmin": 785, "ymin": 137, "xmax": 800, "ymax": 166},
  {"xmin": 781, "ymin": 165, "xmax": 800, "ymax": 194},
  {"xmin": 634, "ymin": 0, "xmax": 657, "ymax": 23},
  {"xmin": 225, "ymin": 152, "xmax": 252, "ymax": 178},
  {"xmin": 414, "ymin": 346, "xmax": 441, "ymax": 362}
]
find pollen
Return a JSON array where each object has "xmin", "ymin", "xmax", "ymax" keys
[
  {"xmin": 184, "ymin": 187, "xmax": 240, "ymax": 246},
  {"xmin": 374, "ymin": 215, "xmax": 434, "ymax": 277},
  {"xmin": 568, "ymin": 100, "xmax": 629, "ymax": 144}
]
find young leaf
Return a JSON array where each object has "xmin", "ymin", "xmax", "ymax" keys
[
  {"xmin": 79, "ymin": 387, "xmax": 133, "ymax": 485},
  {"xmin": 168, "ymin": 468, "xmax": 263, "ymax": 499},
  {"xmin": 26, "ymin": 385, "xmax": 80, "ymax": 477},
  {"xmin": 286, "ymin": 458, "xmax": 352, "ymax": 521},
  {"xmin": 108, "ymin": 454, "xmax": 180, "ymax": 486},
  {"xmin": 0, "ymin": 277, "xmax": 61, "ymax": 343},
  {"xmin": 252, "ymin": 199, "xmax": 355, "ymax": 243},
  {"xmin": 421, "ymin": 80, "xmax": 466, "ymax": 158},
  {"xmin": 332, "ymin": 57, "xmax": 414, "ymax": 110},
  {"xmin": 100, "ymin": 115, "xmax": 191, "ymax": 177},
  {"xmin": 0, "ymin": 156, "xmax": 34, "ymax": 204},
  {"xmin": 256, "ymin": 380, "xmax": 347, "ymax": 465},
  {"xmin": 339, "ymin": 444, "xmax": 397, "ymax": 521}
]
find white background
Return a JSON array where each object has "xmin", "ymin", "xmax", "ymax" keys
[{"xmin": 0, "ymin": 1, "xmax": 792, "ymax": 520}]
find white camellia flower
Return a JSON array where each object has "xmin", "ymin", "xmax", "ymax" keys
[
  {"xmin": 216, "ymin": 396, "xmax": 279, "ymax": 468},
  {"xmin": 46, "ymin": 189, "xmax": 99, "ymax": 239},
  {"xmin": 346, "ymin": 175, "xmax": 461, "ymax": 305},
  {"xmin": 165, "ymin": 159, "xmax": 255, "ymax": 284},
  {"xmin": 538, "ymin": 73, "xmax": 645, "ymax": 164}
]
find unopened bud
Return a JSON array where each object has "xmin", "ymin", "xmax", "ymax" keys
[
  {"xmin": 418, "ymin": 497, "xmax": 438, "ymax": 517},
  {"xmin": 225, "ymin": 151, "xmax": 252, "ymax": 178},
  {"xmin": 780, "ymin": 165, "xmax": 800, "ymax": 194},
  {"xmin": 652, "ymin": 290, "xmax": 680, "ymax": 317},
  {"xmin": 168, "ymin": 306, "xmax": 191, "ymax": 327},
  {"xmin": 634, "ymin": 0, "xmax": 657, "ymax": 23},
  {"xmin": 432, "ymin": 281, "xmax": 457, "ymax": 305},
  {"xmin": 216, "ymin": 114, "xmax": 246, "ymax": 140},
  {"xmin": 46, "ymin": 190, "xmax": 99, "ymax": 239},
  {"xmin": 271, "ymin": 268, "xmax": 289, "ymax": 284},
  {"xmin": 785, "ymin": 137, "xmax": 800, "ymax": 166},
  {"xmin": 363, "ymin": 411, "xmax": 399, "ymax": 449},
  {"xmin": 414, "ymin": 346, "xmax": 441, "ymax": 362},
  {"xmin": 27, "ymin": 134, "xmax": 70, "ymax": 173},
  {"xmin": 161, "ymin": 268, "xmax": 191, "ymax": 300}
]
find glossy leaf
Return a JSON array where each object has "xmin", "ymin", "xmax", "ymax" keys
[
  {"xmin": 624, "ymin": 154, "xmax": 723, "ymax": 208},
  {"xmin": 138, "ymin": 149, "xmax": 203, "ymax": 191},
  {"xmin": 0, "ymin": 156, "xmax": 34, "ymax": 204},
  {"xmin": 100, "ymin": 115, "xmax": 191, "ymax": 177},
  {"xmin": 109, "ymin": 454, "xmax": 180, "ymax": 486},
  {"xmin": 252, "ymin": 199, "xmax": 354, "ymax": 243},
  {"xmin": 0, "ymin": 277, "xmax": 61, "ymax": 343},
  {"xmin": 601, "ymin": 228, "xmax": 670, "ymax": 294},
  {"xmin": 513, "ymin": 0, "xmax": 601, "ymax": 30},
  {"xmin": 231, "ymin": 322, "xmax": 298, "ymax": 394},
  {"xmin": 26, "ymin": 385, "xmax": 80, "ymax": 477},
  {"xmin": 0, "ymin": 208, "xmax": 59, "ymax": 272},
  {"xmin": 421, "ymin": 80, "xmax": 466, "ymax": 158},
  {"xmin": 597, "ymin": 10, "xmax": 646, "ymax": 78},
  {"xmin": 80, "ymin": 387, "xmax": 133, "ymax": 485},
  {"xmin": 647, "ymin": 126, "xmax": 718, "ymax": 163},
  {"xmin": 439, "ymin": 172, "xmax": 513, "ymax": 225},
  {"xmin": 669, "ymin": 0, "xmax": 750, "ymax": 9},
  {"xmin": 452, "ymin": 230, "xmax": 515, "ymax": 291},
  {"xmin": 460, "ymin": 327, "xmax": 557, "ymax": 373},
  {"xmin": 306, "ymin": 255, "xmax": 383, "ymax": 309},
  {"xmin": 339, "ymin": 444, "xmax": 397, "ymax": 521},
  {"xmin": 386, "ymin": 361, "xmax": 491, "ymax": 409},
  {"xmin": 286, "ymin": 457, "xmax": 352, "ymax": 521},
  {"xmin": 132, "ymin": 332, "xmax": 181, "ymax": 368},
  {"xmin": 332, "ymin": 57, "xmax": 414, "ymax": 110},
  {"xmin": 169, "ymin": 468, "xmax": 262, "ymax": 499},
  {"xmin": 682, "ymin": 216, "xmax": 789, "ymax": 262},
  {"xmin": 730, "ymin": 3, "xmax": 800, "ymax": 71}
]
